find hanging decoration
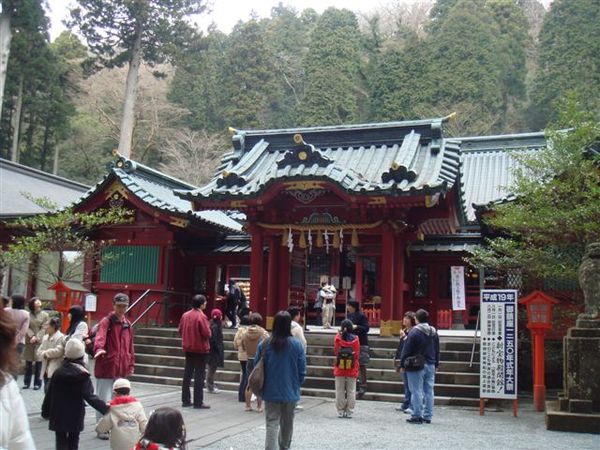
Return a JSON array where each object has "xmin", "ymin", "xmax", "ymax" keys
[
  {"xmin": 324, "ymin": 230, "xmax": 330, "ymax": 254},
  {"xmin": 316, "ymin": 230, "xmax": 324, "ymax": 248},
  {"xmin": 281, "ymin": 228, "xmax": 289, "ymax": 246},
  {"xmin": 307, "ymin": 229, "xmax": 313, "ymax": 253},
  {"xmin": 287, "ymin": 227, "xmax": 294, "ymax": 253},
  {"xmin": 351, "ymin": 228, "xmax": 359, "ymax": 247},
  {"xmin": 299, "ymin": 230, "xmax": 307, "ymax": 249},
  {"xmin": 339, "ymin": 229, "xmax": 344, "ymax": 252}
]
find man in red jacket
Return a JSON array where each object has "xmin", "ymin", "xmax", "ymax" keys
[
  {"xmin": 93, "ymin": 292, "xmax": 135, "ymax": 439},
  {"xmin": 179, "ymin": 294, "xmax": 212, "ymax": 409}
]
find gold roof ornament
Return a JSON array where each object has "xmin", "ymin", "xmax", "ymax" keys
[{"xmin": 293, "ymin": 133, "xmax": 304, "ymax": 145}]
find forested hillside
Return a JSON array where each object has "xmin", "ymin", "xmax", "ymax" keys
[{"xmin": 1, "ymin": 0, "xmax": 598, "ymax": 185}]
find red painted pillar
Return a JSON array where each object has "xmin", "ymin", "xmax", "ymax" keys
[
  {"xmin": 381, "ymin": 226, "xmax": 395, "ymax": 321},
  {"xmin": 249, "ymin": 226, "xmax": 264, "ymax": 316},
  {"xmin": 394, "ymin": 239, "xmax": 406, "ymax": 320},
  {"xmin": 265, "ymin": 236, "xmax": 279, "ymax": 329},
  {"xmin": 533, "ymin": 330, "xmax": 546, "ymax": 411}
]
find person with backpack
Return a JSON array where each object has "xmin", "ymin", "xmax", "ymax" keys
[
  {"xmin": 206, "ymin": 309, "xmax": 224, "ymax": 394},
  {"xmin": 93, "ymin": 293, "xmax": 135, "ymax": 438},
  {"xmin": 333, "ymin": 319, "xmax": 360, "ymax": 418},
  {"xmin": 400, "ymin": 308, "xmax": 440, "ymax": 424},
  {"xmin": 255, "ymin": 311, "xmax": 306, "ymax": 450},
  {"xmin": 42, "ymin": 339, "xmax": 110, "ymax": 450},
  {"xmin": 96, "ymin": 378, "xmax": 148, "ymax": 450},
  {"xmin": 346, "ymin": 300, "xmax": 370, "ymax": 398}
]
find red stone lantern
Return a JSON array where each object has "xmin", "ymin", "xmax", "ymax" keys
[
  {"xmin": 48, "ymin": 280, "xmax": 89, "ymax": 332},
  {"xmin": 519, "ymin": 290, "xmax": 559, "ymax": 411}
]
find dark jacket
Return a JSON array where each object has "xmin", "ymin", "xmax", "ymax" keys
[
  {"xmin": 209, "ymin": 320, "xmax": 225, "ymax": 367},
  {"xmin": 347, "ymin": 311, "xmax": 370, "ymax": 346},
  {"xmin": 42, "ymin": 359, "xmax": 109, "ymax": 432},
  {"xmin": 94, "ymin": 313, "xmax": 135, "ymax": 379},
  {"xmin": 394, "ymin": 331, "xmax": 409, "ymax": 361},
  {"xmin": 400, "ymin": 323, "xmax": 440, "ymax": 368}
]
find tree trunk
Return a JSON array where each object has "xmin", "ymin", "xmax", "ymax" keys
[
  {"xmin": 117, "ymin": 23, "xmax": 142, "ymax": 159},
  {"xmin": 52, "ymin": 140, "xmax": 59, "ymax": 175},
  {"xmin": 10, "ymin": 74, "xmax": 23, "ymax": 162},
  {"xmin": 0, "ymin": 10, "xmax": 11, "ymax": 124},
  {"xmin": 40, "ymin": 117, "xmax": 51, "ymax": 171}
]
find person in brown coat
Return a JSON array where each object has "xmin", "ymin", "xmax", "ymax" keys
[
  {"xmin": 242, "ymin": 312, "xmax": 269, "ymax": 412},
  {"xmin": 23, "ymin": 297, "xmax": 49, "ymax": 390}
]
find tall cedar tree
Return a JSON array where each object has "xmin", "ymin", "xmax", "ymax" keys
[
  {"xmin": 68, "ymin": 0, "xmax": 206, "ymax": 158},
  {"xmin": 300, "ymin": 8, "xmax": 363, "ymax": 126},
  {"xmin": 221, "ymin": 19, "xmax": 279, "ymax": 129},
  {"xmin": 530, "ymin": 0, "xmax": 600, "ymax": 128}
]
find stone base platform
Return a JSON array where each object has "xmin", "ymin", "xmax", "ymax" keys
[{"xmin": 545, "ymin": 400, "xmax": 600, "ymax": 434}]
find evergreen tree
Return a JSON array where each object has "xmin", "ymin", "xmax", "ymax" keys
[
  {"xmin": 68, "ymin": 0, "xmax": 206, "ymax": 157},
  {"xmin": 220, "ymin": 18, "xmax": 279, "ymax": 129},
  {"xmin": 530, "ymin": 0, "xmax": 600, "ymax": 128},
  {"xmin": 300, "ymin": 8, "xmax": 363, "ymax": 126}
]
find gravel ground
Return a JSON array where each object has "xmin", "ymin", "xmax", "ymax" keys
[{"xmin": 203, "ymin": 398, "xmax": 600, "ymax": 450}]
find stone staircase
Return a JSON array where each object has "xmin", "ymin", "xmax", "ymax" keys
[{"xmin": 130, "ymin": 327, "xmax": 480, "ymax": 407}]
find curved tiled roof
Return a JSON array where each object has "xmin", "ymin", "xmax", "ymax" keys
[
  {"xmin": 456, "ymin": 132, "xmax": 547, "ymax": 222},
  {"xmin": 180, "ymin": 117, "xmax": 461, "ymax": 201},
  {"xmin": 76, "ymin": 157, "xmax": 243, "ymax": 233}
]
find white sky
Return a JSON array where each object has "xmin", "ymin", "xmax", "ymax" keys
[{"xmin": 47, "ymin": 0, "xmax": 553, "ymax": 41}]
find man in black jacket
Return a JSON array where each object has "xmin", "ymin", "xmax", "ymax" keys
[
  {"xmin": 400, "ymin": 308, "xmax": 440, "ymax": 424},
  {"xmin": 346, "ymin": 300, "xmax": 370, "ymax": 398}
]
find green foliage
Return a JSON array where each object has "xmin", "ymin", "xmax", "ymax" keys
[
  {"xmin": 67, "ymin": 0, "xmax": 206, "ymax": 72},
  {"xmin": 468, "ymin": 98, "xmax": 600, "ymax": 280},
  {"xmin": 300, "ymin": 8, "xmax": 364, "ymax": 126},
  {"xmin": 2, "ymin": 196, "xmax": 133, "ymax": 281},
  {"xmin": 530, "ymin": 0, "xmax": 600, "ymax": 128}
]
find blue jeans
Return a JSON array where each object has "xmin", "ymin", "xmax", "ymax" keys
[
  {"xmin": 406, "ymin": 364, "xmax": 435, "ymax": 420},
  {"xmin": 402, "ymin": 370, "xmax": 411, "ymax": 409}
]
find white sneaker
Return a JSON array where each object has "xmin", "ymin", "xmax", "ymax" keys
[
  {"xmin": 208, "ymin": 388, "xmax": 220, "ymax": 394},
  {"xmin": 338, "ymin": 411, "xmax": 344, "ymax": 418}
]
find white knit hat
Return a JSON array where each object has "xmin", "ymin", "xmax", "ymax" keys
[
  {"xmin": 65, "ymin": 339, "xmax": 85, "ymax": 360},
  {"xmin": 113, "ymin": 378, "xmax": 131, "ymax": 391}
]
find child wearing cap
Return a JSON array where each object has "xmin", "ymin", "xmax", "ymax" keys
[
  {"xmin": 96, "ymin": 378, "xmax": 148, "ymax": 450},
  {"xmin": 42, "ymin": 339, "xmax": 110, "ymax": 450},
  {"xmin": 206, "ymin": 308, "xmax": 225, "ymax": 394}
]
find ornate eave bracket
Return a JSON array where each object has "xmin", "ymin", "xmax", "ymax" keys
[
  {"xmin": 277, "ymin": 134, "xmax": 333, "ymax": 169},
  {"xmin": 381, "ymin": 162, "xmax": 418, "ymax": 184},
  {"xmin": 217, "ymin": 170, "xmax": 247, "ymax": 188}
]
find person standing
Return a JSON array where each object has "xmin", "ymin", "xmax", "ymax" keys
[
  {"xmin": 243, "ymin": 312, "xmax": 269, "ymax": 412},
  {"xmin": 94, "ymin": 293, "xmax": 135, "ymax": 438},
  {"xmin": 224, "ymin": 284, "xmax": 237, "ymax": 328},
  {"xmin": 42, "ymin": 339, "xmax": 110, "ymax": 450},
  {"xmin": 255, "ymin": 311, "xmax": 306, "ymax": 450},
  {"xmin": 233, "ymin": 315, "xmax": 250, "ymax": 402},
  {"xmin": 287, "ymin": 307, "xmax": 306, "ymax": 351},
  {"xmin": 37, "ymin": 317, "xmax": 65, "ymax": 393},
  {"xmin": 333, "ymin": 319, "xmax": 360, "ymax": 418},
  {"xmin": 322, "ymin": 286, "xmax": 337, "ymax": 329},
  {"xmin": 23, "ymin": 297, "xmax": 49, "ymax": 390},
  {"xmin": 313, "ymin": 282, "xmax": 326, "ymax": 326},
  {"xmin": 400, "ymin": 308, "xmax": 440, "ymax": 424},
  {"xmin": 5, "ymin": 294, "xmax": 29, "ymax": 381},
  {"xmin": 394, "ymin": 311, "xmax": 416, "ymax": 413},
  {"xmin": 346, "ymin": 300, "xmax": 370, "ymax": 398},
  {"xmin": 0, "ymin": 308, "xmax": 36, "ymax": 450},
  {"xmin": 178, "ymin": 294, "xmax": 211, "ymax": 409},
  {"xmin": 65, "ymin": 305, "xmax": 88, "ymax": 342},
  {"xmin": 206, "ymin": 309, "xmax": 224, "ymax": 394}
]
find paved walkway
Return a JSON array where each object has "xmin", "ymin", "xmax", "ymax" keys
[{"xmin": 22, "ymin": 381, "xmax": 599, "ymax": 450}]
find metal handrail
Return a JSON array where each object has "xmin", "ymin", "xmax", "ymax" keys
[
  {"xmin": 131, "ymin": 300, "xmax": 159, "ymax": 327},
  {"xmin": 127, "ymin": 289, "xmax": 151, "ymax": 314}
]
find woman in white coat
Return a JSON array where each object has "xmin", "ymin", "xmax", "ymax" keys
[
  {"xmin": 0, "ymin": 308, "xmax": 36, "ymax": 450},
  {"xmin": 37, "ymin": 317, "xmax": 65, "ymax": 392}
]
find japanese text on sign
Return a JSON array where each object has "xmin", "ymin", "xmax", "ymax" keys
[
  {"xmin": 450, "ymin": 266, "xmax": 466, "ymax": 311},
  {"xmin": 480, "ymin": 289, "xmax": 518, "ymax": 399}
]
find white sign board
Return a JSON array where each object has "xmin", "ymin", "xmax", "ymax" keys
[
  {"xmin": 450, "ymin": 266, "xmax": 466, "ymax": 311},
  {"xmin": 84, "ymin": 293, "xmax": 97, "ymax": 312},
  {"xmin": 480, "ymin": 289, "xmax": 518, "ymax": 399}
]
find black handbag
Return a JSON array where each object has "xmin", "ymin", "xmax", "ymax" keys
[{"xmin": 402, "ymin": 333, "xmax": 431, "ymax": 371}]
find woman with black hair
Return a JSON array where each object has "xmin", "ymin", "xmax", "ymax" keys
[
  {"xmin": 65, "ymin": 305, "xmax": 88, "ymax": 342},
  {"xmin": 23, "ymin": 296, "xmax": 49, "ymax": 390},
  {"xmin": 134, "ymin": 407, "xmax": 186, "ymax": 450},
  {"xmin": 255, "ymin": 311, "xmax": 306, "ymax": 450},
  {"xmin": 333, "ymin": 319, "xmax": 360, "ymax": 418}
]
